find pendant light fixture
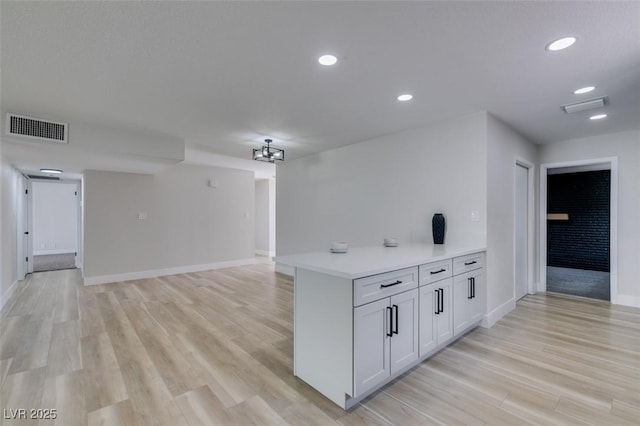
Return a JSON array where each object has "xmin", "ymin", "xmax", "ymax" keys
[{"xmin": 253, "ymin": 139, "xmax": 284, "ymax": 163}]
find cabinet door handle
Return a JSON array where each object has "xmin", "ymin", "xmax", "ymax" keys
[
  {"xmin": 430, "ymin": 268, "xmax": 446, "ymax": 275},
  {"xmin": 471, "ymin": 277, "xmax": 475, "ymax": 299},
  {"xmin": 434, "ymin": 289, "xmax": 440, "ymax": 315},
  {"xmin": 464, "ymin": 260, "xmax": 477, "ymax": 266},
  {"xmin": 386, "ymin": 306, "xmax": 393, "ymax": 337},
  {"xmin": 393, "ymin": 304, "xmax": 399, "ymax": 335},
  {"xmin": 439, "ymin": 288, "xmax": 444, "ymax": 313},
  {"xmin": 468, "ymin": 278, "xmax": 473, "ymax": 299},
  {"xmin": 380, "ymin": 280, "xmax": 403, "ymax": 288}
]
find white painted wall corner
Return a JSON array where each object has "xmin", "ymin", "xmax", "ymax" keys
[{"xmin": 482, "ymin": 297, "xmax": 516, "ymax": 328}]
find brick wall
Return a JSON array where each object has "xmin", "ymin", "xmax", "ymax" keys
[{"xmin": 547, "ymin": 170, "xmax": 610, "ymax": 272}]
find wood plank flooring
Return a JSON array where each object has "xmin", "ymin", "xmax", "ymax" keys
[{"xmin": 1, "ymin": 263, "xmax": 639, "ymax": 425}]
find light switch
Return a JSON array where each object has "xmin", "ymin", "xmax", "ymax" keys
[
  {"xmin": 471, "ymin": 210, "xmax": 480, "ymax": 222},
  {"xmin": 138, "ymin": 212, "xmax": 147, "ymax": 220}
]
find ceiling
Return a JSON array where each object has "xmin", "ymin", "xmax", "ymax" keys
[{"xmin": 1, "ymin": 1, "xmax": 639, "ymax": 176}]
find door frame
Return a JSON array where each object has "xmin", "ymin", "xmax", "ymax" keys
[
  {"xmin": 514, "ymin": 158, "xmax": 535, "ymax": 297},
  {"xmin": 539, "ymin": 157, "xmax": 618, "ymax": 302},
  {"xmin": 27, "ymin": 179, "xmax": 83, "ymax": 272},
  {"xmin": 16, "ymin": 174, "xmax": 30, "ymax": 279}
]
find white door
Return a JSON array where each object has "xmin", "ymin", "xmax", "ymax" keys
[
  {"xmin": 419, "ymin": 284, "xmax": 437, "ymax": 357},
  {"xmin": 16, "ymin": 175, "xmax": 29, "ymax": 279},
  {"xmin": 354, "ymin": 298, "xmax": 390, "ymax": 396},
  {"xmin": 435, "ymin": 278, "xmax": 454, "ymax": 344},
  {"xmin": 515, "ymin": 164, "xmax": 528, "ymax": 300},
  {"xmin": 390, "ymin": 289, "xmax": 419, "ymax": 374},
  {"xmin": 453, "ymin": 274, "xmax": 470, "ymax": 336},
  {"xmin": 467, "ymin": 271, "xmax": 484, "ymax": 324}
]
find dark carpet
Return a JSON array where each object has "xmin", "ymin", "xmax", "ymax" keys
[
  {"xmin": 547, "ymin": 266, "xmax": 610, "ymax": 301},
  {"xmin": 33, "ymin": 253, "xmax": 76, "ymax": 272}
]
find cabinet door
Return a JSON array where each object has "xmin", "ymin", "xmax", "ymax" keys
[
  {"xmin": 453, "ymin": 273, "xmax": 471, "ymax": 336},
  {"xmin": 354, "ymin": 298, "xmax": 390, "ymax": 396},
  {"xmin": 390, "ymin": 289, "xmax": 419, "ymax": 375},
  {"xmin": 468, "ymin": 270, "xmax": 484, "ymax": 324},
  {"xmin": 435, "ymin": 278, "xmax": 454, "ymax": 344},
  {"xmin": 419, "ymin": 284, "xmax": 437, "ymax": 357}
]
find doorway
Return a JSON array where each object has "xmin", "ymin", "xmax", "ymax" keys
[
  {"xmin": 515, "ymin": 159, "xmax": 534, "ymax": 301},
  {"xmin": 515, "ymin": 163, "xmax": 528, "ymax": 300},
  {"xmin": 16, "ymin": 174, "xmax": 29, "ymax": 280},
  {"xmin": 31, "ymin": 180, "xmax": 80, "ymax": 272},
  {"xmin": 540, "ymin": 158, "xmax": 617, "ymax": 302}
]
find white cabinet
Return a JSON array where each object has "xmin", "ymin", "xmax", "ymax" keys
[
  {"xmin": 419, "ymin": 277, "xmax": 453, "ymax": 357},
  {"xmin": 390, "ymin": 289, "xmax": 419, "ymax": 374},
  {"xmin": 354, "ymin": 298, "xmax": 390, "ymax": 395},
  {"xmin": 354, "ymin": 288, "xmax": 418, "ymax": 397},
  {"xmin": 287, "ymin": 246, "xmax": 486, "ymax": 410},
  {"xmin": 453, "ymin": 268, "xmax": 484, "ymax": 336}
]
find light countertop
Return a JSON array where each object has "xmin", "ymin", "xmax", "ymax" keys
[{"xmin": 276, "ymin": 243, "xmax": 486, "ymax": 279}]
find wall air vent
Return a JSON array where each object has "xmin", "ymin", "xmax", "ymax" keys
[
  {"xmin": 562, "ymin": 97, "xmax": 607, "ymax": 114},
  {"xmin": 6, "ymin": 113, "xmax": 68, "ymax": 143},
  {"xmin": 27, "ymin": 175, "xmax": 61, "ymax": 181}
]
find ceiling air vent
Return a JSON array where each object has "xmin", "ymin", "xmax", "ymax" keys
[
  {"xmin": 27, "ymin": 175, "xmax": 61, "ymax": 181},
  {"xmin": 5, "ymin": 113, "xmax": 68, "ymax": 143},
  {"xmin": 562, "ymin": 97, "xmax": 607, "ymax": 114}
]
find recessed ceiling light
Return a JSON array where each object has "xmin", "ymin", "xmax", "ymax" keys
[
  {"xmin": 318, "ymin": 55, "xmax": 337, "ymax": 66},
  {"xmin": 397, "ymin": 94, "xmax": 413, "ymax": 102},
  {"xmin": 40, "ymin": 168, "xmax": 63, "ymax": 174},
  {"xmin": 573, "ymin": 86, "xmax": 595, "ymax": 95},
  {"xmin": 546, "ymin": 36, "xmax": 577, "ymax": 51},
  {"xmin": 589, "ymin": 114, "xmax": 607, "ymax": 120}
]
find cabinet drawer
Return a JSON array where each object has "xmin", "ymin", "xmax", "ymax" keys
[
  {"xmin": 453, "ymin": 252, "xmax": 484, "ymax": 275},
  {"xmin": 354, "ymin": 267, "xmax": 418, "ymax": 307},
  {"xmin": 419, "ymin": 259, "xmax": 453, "ymax": 285}
]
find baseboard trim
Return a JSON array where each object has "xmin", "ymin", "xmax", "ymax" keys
[
  {"xmin": 255, "ymin": 250, "xmax": 275, "ymax": 258},
  {"xmin": 482, "ymin": 297, "xmax": 515, "ymax": 328},
  {"xmin": 275, "ymin": 263, "xmax": 294, "ymax": 277},
  {"xmin": 83, "ymin": 258, "xmax": 256, "ymax": 286},
  {"xmin": 0, "ymin": 280, "xmax": 19, "ymax": 312},
  {"xmin": 613, "ymin": 294, "xmax": 640, "ymax": 308},
  {"xmin": 34, "ymin": 249, "xmax": 77, "ymax": 256}
]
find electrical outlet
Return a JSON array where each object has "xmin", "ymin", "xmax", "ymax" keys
[
  {"xmin": 471, "ymin": 210, "xmax": 480, "ymax": 222},
  {"xmin": 138, "ymin": 212, "xmax": 147, "ymax": 220}
]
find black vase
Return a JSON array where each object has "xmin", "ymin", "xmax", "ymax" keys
[{"xmin": 432, "ymin": 213, "xmax": 445, "ymax": 244}]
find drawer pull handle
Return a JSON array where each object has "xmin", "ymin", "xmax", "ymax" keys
[
  {"xmin": 380, "ymin": 280, "xmax": 403, "ymax": 288},
  {"xmin": 471, "ymin": 277, "xmax": 476, "ymax": 299},
  {"xmin": 393, "ymin": 304, "xmax": 399, "ymax": 335},
  {"xmin": 430, "ymin": 268, "xmax": 446, "ymax": 275},
  {"xmin": 386, "ymin": 306, "xmax": 393, "ymax": 337},
  {"xmin": 464, "ymin": 260, "xmax": 477, "ymax": 266}
]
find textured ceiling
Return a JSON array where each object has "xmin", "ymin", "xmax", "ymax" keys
[{"xmin": 1, "ymin": 1, "xmax": 639, "ymax": 172}]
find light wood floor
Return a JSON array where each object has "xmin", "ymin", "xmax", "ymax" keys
[{"xmin": 1, "ymin": 263, "xmax": 639, "ymax": 425}]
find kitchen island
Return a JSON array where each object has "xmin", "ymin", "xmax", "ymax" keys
[{"xmin": 276, "ymin": 243, "xmax": 486, "ymax": 409}]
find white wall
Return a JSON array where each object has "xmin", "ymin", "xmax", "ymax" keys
[
  {"xmin": 83, "ymin": 163, "xmax": 255, "ymax": 284},
  {"xmin": 539, "ymin": 130, "xmax": 640, "ymax": 307},
  {"xmin": 0, "ymin": 154, "xmax": 20, "ymax": 310},
  {"xmin": 255, "ymin": 179, "xmax": 275, "ymax": 256},
  {"xmin": 276, "ymin": 112, "xmax": 488, "ymax": 256},
  {"xmin": 269, "ymin": 178, "xmax": 276, "ymax": 255},
  {"xmin": 485, "ymin": 115, "xmax": 538, "ymax": 324},
  {"xmin": 32, "ymin": 181, "xmax": 78, "ymax": 255}
]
